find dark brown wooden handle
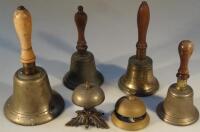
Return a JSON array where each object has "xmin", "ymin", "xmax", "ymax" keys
[
  {"xmin": 75, "ymin": 6, "xmax": 88, "ymax": 53},
  {"xmin": 136, "ymin": 1, "xmax": 150, "ymax": 59},
  {"xmin": 176, "ymin": 40, "xmax": 193, "ymax": 80}
]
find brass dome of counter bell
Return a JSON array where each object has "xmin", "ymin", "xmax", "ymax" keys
[
  {"xmin": 63, "ymin": 6, "xmax": 104, "ymax": 90},
  {"xmin": 118, "ymin": 1, "xmax": 159, "ymax": 96},
  {"xmin": 66, "ymin": 82, "xmax": 109, "ymax": 129},
  {"xmin": 157, "ymin": 40, "xmax": 199, "ymax": 126},
  {"xmin": 4, "ymin": 6, "xmax": 64, "ymax": 126},
  {"xmin": 112, "ymin": 95, "xmax": 149, "ymax": 131}
]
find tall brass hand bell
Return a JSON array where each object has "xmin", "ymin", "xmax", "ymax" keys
[
  {"xmin": 4, "ymin": 6, "xmax": 64, "ymax": 126},
  {"xmin": 157, "ymin": 40, "xmax": 199, "ymax": 126},
  {"xmin": 118, "ymin": 1, "xmax": 159, "ymax": 96},
  {"xmin": 63, "ymin": 6, "xmax": 104, "ymax": 90}
]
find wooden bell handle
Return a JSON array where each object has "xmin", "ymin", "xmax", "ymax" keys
[
  {"xmin": 75, "ymin": 6, "xmax": 88, "ymax": 53},
  {"xmin": 176, "ymin": 40, "xmax": 193, "ymax": 80},
  {"xmin": 14, "ymin": 6, "xmax": 36, "ymax": 64},
  {"xmin": 136, "ymin": 1, "xmax": 150, "ymax": 59}
]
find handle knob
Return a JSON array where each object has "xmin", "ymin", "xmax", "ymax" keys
[
  {"xmin": 14, "ymin": 6, "xmax": 36, "ymax": 64},
  {"xmin": 177, "ymin": 40, "xmax": 193, "ymax": 80},
  {"xmin": 75, "ymin": 6, "xmax": 88, "ymax": 53},
  {"xmin": 136, "ymin": 1, "xmax": 150, "ymax": 59}
]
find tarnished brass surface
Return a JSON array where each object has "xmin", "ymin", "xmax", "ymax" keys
[
  {"xmin": 111, "ymin": 112, "xmax": 149, "ymax": 131},
  {"xmin": 72, "ymin": 82, "xmax": 105, "ymax": 108},
  {"xmin": 119, "ymin": 55, "xmax": 159, "ymax": 96},
  {"xmin": 66, "ymin": 82, "xmax": 108, "ymax": 129},
  {"xmin": 112, "ymin": 95, "xmax": 149, "ymax": 130},
  {"xmin": 156, "ymin": 40, "xmax": 199, "ymax": 126},
  {"xmin": 115, "ymin": 95, "xmax": 146, "ymax": 118},
  {"xmin": 63, "ymin": 51, "xmax": 103, "ymax": 90},
  {"xmin": 157, "ymin": 83, "xmax": 199, "ymax": 126},
  {"xmin": 4, "ymin": 67, "xmax": 64, "ymax": 126},
  {"xmin": 63, "ymin": 6, "xmax": 103, "ymax": 90}
]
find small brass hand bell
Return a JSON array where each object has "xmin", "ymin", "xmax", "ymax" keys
[
  {"xmin": 4, "ymin": 6, "xmax": 64, "ymax": 126},
  {"xmin": 66, "ymin": 82, "xmax": 109, "ymax": 129},
  {"xmin": 118, "ymin": 1, "xmax": 159, "ymax": 96},
  {"xmin": 112, "ymin": 95, "xmax": 150, "ymax": 131},
  {"xmin": 157, "ymin": 40, "xmax": 199, "ymax": 126},
  {"xmin": 63, "ymin": 6, "xmax": 104, "ymax": 90}
]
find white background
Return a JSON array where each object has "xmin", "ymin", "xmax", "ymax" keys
[{"xmin": 0, "ymin": 0, "xmax": 200, "ymax": 132}]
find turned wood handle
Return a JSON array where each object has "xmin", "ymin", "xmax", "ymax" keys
[
  {"xmin": 177, "ymin": 40, "xmax": 193, "ymax": 80},
  {"xmin": 75, "ymin": 6, "xmax": 88, "ymax": 53},
  {"xmin": 14, "ymin": 6, "xmax": 36, "ymax": 64},
  {"xmin": 136, "ymin": 1, "xmax": 150, "ymax": 59}
]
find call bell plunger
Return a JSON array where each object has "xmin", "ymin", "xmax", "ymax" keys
[
  {"xmin": 118, "ymin": 1, "xmax": 159, "ymax": 96},
  {"xmin": 63, "ymin": 6, "xmax": 104, "ymax": 90},
  {"xmin": 66, "ymin": 82, "xmax": 109, "ymax": 129},
  {"xmin": 157, "ymin": 40, "xmax": 199, "ymax": 126},
  {"xmin": 4, "ymin": 6, "xmax": 64, "ymax": 126},
  {"xmin": 112, "ymin": 95, "xmax": 150, "ymax": 131}
]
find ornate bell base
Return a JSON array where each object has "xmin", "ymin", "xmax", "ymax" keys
[
  {"xmin": 66, "ymin": 108, "xmax": 109, "ymax": 129},
  {"xmin": 63, "ymin": 51, "xmax": 104, "ymax": 90},
  {"xmin": 4, "ymin": 67, "xmax": 64, "ymax": 126},
  {"xmin": 118, "ymin": 56, "xmax": 159, "ymax": 96},
  {"xmin": 111, "ymin": 112, "xmax": 149, "ymax": 131},
  {"xmin": 157, "ymin": 102, "xmax": 199, "ymax": 126},
  {"xmin": 4, "ymin": 91, "xmax": 64, "ymax": 126}
]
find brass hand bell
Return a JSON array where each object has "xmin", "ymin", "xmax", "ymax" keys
[
  {"xmin": 4, "ymin": 6, "xmax": 64, "ymax": 126},
  {"xmin": 118, "ymin": 1, "xmax": 159, "ymax": 96},
  {"xmin": 66, "ymin": 82, "xmax": 109, "ymax": 129},
  {"xmin": 112, "ymin": 95, "xmax": 150, "ymax": 131},
  {"xmin": 63, "ymin": 6, "xmax": 104, "ymax": 90},
  {"xmin": 157, "ymin": 40, "xmax": 199, "ymax": 126}
]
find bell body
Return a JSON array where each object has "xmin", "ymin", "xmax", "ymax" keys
[
  {"xmin": 4, "ymin": 66, "xmax": 64, "ymax": 126},
  {"xmin": 112, "ymin": 95, "xmax": 149, "ymax": 131},
  {"xmin": 63, "ymin": 51, "xmax": 104, "ymax": 90},
  {"xmin": 157, "ymin": 83, "xmax": 199, "ymax": 126},
  {"xmin": 119, "ymin": 55, "xmax": 159, "ymax": 96}
]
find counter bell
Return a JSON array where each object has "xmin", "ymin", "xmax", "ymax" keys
[{"xmin": 112, "ymin": 95, "xmax": 149, "ymax": 131}]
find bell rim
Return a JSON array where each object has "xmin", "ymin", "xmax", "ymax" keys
[
  {"xmin": 118, "ymin": 75, "xmax": 159, "ymax": 97},
  {"xmin": 156, "ymin": 102, "xmax": 199, "ymax": 126},
  {"xmin": 63, "ymin": 70, "xmax": 104, "ymax": 90},
  {"xmin": 111, "ymin": 112, "xmax": 150, "ymax": 131},
  {"xmin": 4, "ymin": 90, "xmax": 64, "ymax": 126}
]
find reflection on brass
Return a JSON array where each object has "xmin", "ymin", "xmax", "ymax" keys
[
  {"xmin": 66, "ymin": 82, "xmax": 109, "ymax": 129},
  {"xmin": 118, "ymin": 1, "xmax": 159, "ymax": 96},
  {"xmin": 4, "ymin": 6, "xmax": 64, "ymax": 126},
  {"xmin": 63, "ymin": 6, "xmax": 103, "ymax": 90},
  {"xmin": 156, "ymin": 40, "xmax": 199, "ymax": 126},
  {"xmin": 112, "ymin": 95, "xmax": 149, "ymax": 131}
]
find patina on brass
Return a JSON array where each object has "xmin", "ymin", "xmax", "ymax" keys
[
  {"xmin": 63, "ymin": 6, "xmax": 103, "ymax": 90},
  {"xmin": 112, "ymin": 95, "xmax": 149, "ymax": 131},
  {"xmin": 157, "ymin": 40, "xmax": 199, "ymax": 126},
  {"xmin": 4, "ymin": 6, "xmax": 64, "ymax": 126},
  {"xmin": 118, "ymin": 1, "xmax": 159, "ymax": 96},
  {"xmin": 66, "ymin": 82, "xmax": 109, "ymax": 129}
]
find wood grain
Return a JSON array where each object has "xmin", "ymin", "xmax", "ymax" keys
[
  {"xmin": 136, "ymin": 1, "xmax": 150, "ymax": 59},
  {"xmin": 14, "ymin": 6, "xmax": 36, "ymax": 64},
  {"xmin": 176, "ymin": 40, "xmax": 193, "ymax": 80},
  {"xmin": 75, "ymin": 6, "xmax": 88, "ymax": 53}
]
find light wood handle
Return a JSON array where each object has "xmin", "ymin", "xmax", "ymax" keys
[
  {"xmin": 75, "ymin": 6, "xmax": 88, "ymax": 53},
  {"xmin": 136, "ymin": 1, "xmax": 150, "ymax": 59},
  {"xmin": 177, "ymin": 40, "xmax": 193, "ymax": 80},
  {"xmin": 14, "ymin": 6, "xmax": 36, "ymax": 64}
]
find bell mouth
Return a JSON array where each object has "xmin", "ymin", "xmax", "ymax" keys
[{"xmin": 111, "ymin": 111, "xmax": 149, "ymax": 131}]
